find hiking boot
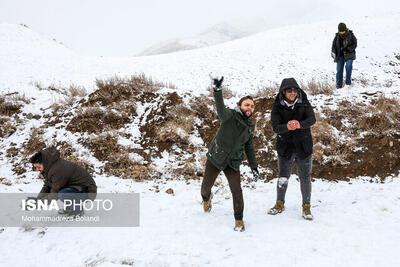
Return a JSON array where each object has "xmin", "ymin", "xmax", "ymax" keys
[
  {"xmin": 202, "ymin": 193, "xmax": 213, "ymax": 212},
  {"xmin": 234, "ymin": 220, "xmax": 245, "ymax": 232},
  {"xmin": 58, "ymin": 206, "xmax": 72, "ymax": 215},
  {"xmin": 302, "ymin": 204, "xmax": 313, "ymax": 221},
  {"xmin": 268, "ymin": 200, "xmax": 285, "ymax": 215}
]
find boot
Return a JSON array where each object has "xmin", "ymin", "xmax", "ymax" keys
[
  {"xmin": 234, "ymin": 220, "xmax": 245, "ymax": 232},
  {"xmin": 268, "ymin": 200, "xmax": 285, "ymax": 215},
  {"xmin": 302, "ymin": 204, "xmax": 313, "ymax": 221},
  {"xmin": 202, "ymin": 193, "xmax": 213, "ymax": 212}
]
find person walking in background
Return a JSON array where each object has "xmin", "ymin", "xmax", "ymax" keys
[
  {"xmin": 331, "ymin": 22, "xmax": 357, "ymax": 88},
  {"xmin": 268, "ymin": 78, "xmax": 316, "ymax": 220}
]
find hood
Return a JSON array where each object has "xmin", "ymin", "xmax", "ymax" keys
[
  {"xmin": 279, "ymin": 78, "xmax": 301, "ymax": 93},
  {"xmin": 41, "ymin": 147, "xmax": 60, "ymax": 172},
  {"xmin": 276, "ymin": 78, "xmax": 303, "ymax": 106},
  {"xmin": 234, "ymin": 106, "xmax": 243, "ymax": 116}
]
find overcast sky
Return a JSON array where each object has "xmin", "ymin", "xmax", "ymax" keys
[{"xmin": 1, "ymin": 0, "xmax": 399, "ymax": 56}]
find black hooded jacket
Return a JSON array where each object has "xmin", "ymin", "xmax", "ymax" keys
[
  {"xmin": 37, "ymin": 147, "xmax": 97, "ymax": 200},
  {"xmin": 271, "ymin": 78, "xmax": 316, "ymax": 159},
  {"xmin": 331, "ymin": 30, "xmax": 357, "ymax": 62}
]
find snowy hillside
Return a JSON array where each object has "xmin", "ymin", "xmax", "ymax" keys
[
  {"xmin": 137, "ymin": 20, "xmax": 269, "ymax": 56},
  {"xmin": 0, "ymin": 13, "xmax": 400, "ymax": 267},
  {"xmin": 1, "ymin": 14, "xmax": 399, "ymax": 94}
]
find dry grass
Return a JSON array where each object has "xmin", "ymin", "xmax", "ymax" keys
[
  {"xmin": 156, "ymin": 104, "xmax": 195, "ymax": 143},
  {"xmin": 67, "ymin": 107, "xmax": 130, "ymax": 133},
  {"xmin": 156, "ymin": 117, "xmax": 194, "ymax": 143},
  {"xmin": 23, "ymin": 127, "xmax": 46, "ymax": 155},
  {"xmin": 0, "ymin": 95, "xmax": 23, "ymax": 116},
  {"xmin": 83, "ymin": 132, "xmax": 155, "ymax": 180},
  {"xmin": 206, "ymin": 87, "xmax": 236, "ymax": 99},
  {"xmin": 357, "ymin": 96, "xmax": 400, "ymax": 136},
  {"xmin": 255, "ymin": 83, "xmax": 280, "ymax": 98},
  {"xmin": 8, "ymin": 93, "xmax": 30, "ymax": 104},
  {"xmin": 92, "ymin": 74, "xmax": 163, "ymax": 106},
  {"xmin": 0, "ymin": 119, "xmax": 16, "ymax": 138},
  {"xmin": 312, "ymin": 113, "xmax": 354, "ymax": 166},
  {"xmin": 313, "ymin": 95, "xmax": 400, "ymax": 167},
  {"xmin": 49, "ymin": 102, "xmax": 65, "ymax": 113},
  {"xmin": 56, "ymin": 142, "xmax": 95, "ymax": 175},
  {"xmin": 301, "ymin": 79, "xmax": 335, "ymax": 96},
  {"xmin": 171, "ymin": 157, "xmax": 202, "ymax": 180},
  {"xmin": 104, "ymin": 154, "xmax": 154, "ymax": 181},
  {"xmin": 354, "ymin": 77, "xmax": 369, "ymax": 87},
  {"xmin": 67, "ymin": 84, "xmax": 87, "ymax": 98}
]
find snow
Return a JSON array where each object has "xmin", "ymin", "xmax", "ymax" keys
[
  {"xmin": 1, "ymin": 176, "xmax": 399, "ymax": 266},
  {"xmin": 1, "ymin": 14, "xmax": 399, "ymax": 96},
  {"xmin": 0, "ymin": 12, "xmax": 400, "ymax": 267}
]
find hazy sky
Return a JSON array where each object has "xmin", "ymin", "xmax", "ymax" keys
[{"xmin": 1, "ymin": 0, "xmax": 399, "ymax": 56}]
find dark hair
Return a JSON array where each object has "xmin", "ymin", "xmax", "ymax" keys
[
  {"xmin": 30, "ymin": 151, "xmax": 43, "ymax": 164},
  {"xmin": 237, "ymin": 95, "xmax": 254, "ymax": 106}
]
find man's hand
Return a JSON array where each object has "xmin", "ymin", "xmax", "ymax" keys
[
  {"xmin": 209, "ymin": 73, "xmax": 224, "ymax": 91},
  {"xmin": 331, "ymin": 52, "xmax": 336, "ymax": 59},
  {"xmin": 287, "ymin": 120, "xmax": 300, "ymax": 130},
  {"xmin": 251, "ymin": 168, "xmax": 260, "ymax": 182}
]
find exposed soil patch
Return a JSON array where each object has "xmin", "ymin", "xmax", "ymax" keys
[{"xmin": 18, "ymin": 75, "xmax": 399, "ymax": 181}]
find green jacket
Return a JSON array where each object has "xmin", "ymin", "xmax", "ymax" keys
[{"xmin": 206, "ymin": 90, "xmax": 258, "ymax": 171}]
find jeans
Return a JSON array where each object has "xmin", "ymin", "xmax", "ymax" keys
[
  {"xmin": 201, "ymin": 159, "xmax": 244, "ymax": 220},
  {"xmin": 276, "ymin": 154, "xmax": 312, "ymax": 205},
  {"xmin": 58, "ymin": 187, "xmax": 89, "ymax": 212},
  {"xmin": 336, "ymin": 56, "xmax": 353, "ymax": 88}
]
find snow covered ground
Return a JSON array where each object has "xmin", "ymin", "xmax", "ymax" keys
[
  {"xmin": 1, "ymin": 12, "xmax": 400, "ymax": 267},
  {"xmin": 1, "ymin": 174, "xmax": 399, "ymax": 266}
]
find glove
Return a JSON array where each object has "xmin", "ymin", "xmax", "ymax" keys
[
  {"xmin": 209, "ymin": 73, "xmax": 224, "ymax": 91},
  {"xmin": 331, "ymin": 52, "xmax": 336, "ymax": 59},
  {"xmin": 251, "ymin": 168, "xmax": 260, "ymax": 182}
]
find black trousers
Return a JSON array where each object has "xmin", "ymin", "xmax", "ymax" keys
[
  {"xmin": 201, "ymin": 159, "xmax": 244, "ymax": 220},
  {"xmin": 277, "ymin": 154, "xmax": 312, "ymax": 204}
]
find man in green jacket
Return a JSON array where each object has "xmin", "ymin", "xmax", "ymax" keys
[{"xmin": 201, "ymin": 74, "xmax": 260, "ymax": 232}]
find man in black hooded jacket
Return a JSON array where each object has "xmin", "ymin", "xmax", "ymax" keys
[
  {"xmin": 331, "ymin": 22, "xmax": 357, "ymax": 88},
  {"xmin": 267, "ymin": 78, "xmax": 316, "ymax": 220}
]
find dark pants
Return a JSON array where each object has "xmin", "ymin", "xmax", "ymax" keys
[
  {"xmin": 201, "ymin": 159, "xmax": 244, "ymax": 220},
  {"xmin": 277, "ymin": 154, "xmax": 312, "ymax": 205},
  {"xmin": 336, "ymin": 56, "xmax": 353, "ymax": 88},
  {"xmin": 58, "ymin": 187, "xmax": 89, "ymax": 212}
]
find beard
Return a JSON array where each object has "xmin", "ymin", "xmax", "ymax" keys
[{"xmin": 240, "ymin": 107, "xmax": 253, "ymax": 118}]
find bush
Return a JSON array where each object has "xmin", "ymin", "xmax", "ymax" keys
[
  {"xmin": 0, "ymin": 95, "xmax": 23, "ymax": 116},
  {"xmin": 301, "ymin": 79, "xmax": 335, "ymax": 96},
  {"xmin": 23, "ymin": 127, "xmax": 46, "ymax": 155}
]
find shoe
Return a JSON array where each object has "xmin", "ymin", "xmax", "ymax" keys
[
  {"xmin": 58, "ymin": 207, "xmax": 72, "ymax": 215},
  {"xmin": 302, "ymin": 204, "xmax": 313, "ymax": 221},
  {"xmin": 268, "ymin": 200, "xmax": 285, "ymax": 215},
  {"xmin": 202, "ymin": 193, "xmax": 213, "ymax": 212},
  {"xmin": 234, "ymin": 220, "xmax": 245, "ymax": 232}
]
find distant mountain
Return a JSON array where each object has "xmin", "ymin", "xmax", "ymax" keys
[{"xmin": 137, "ymin": 19, "xmax": 271, "ymax": 56}]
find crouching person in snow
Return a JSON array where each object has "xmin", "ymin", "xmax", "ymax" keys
[
  {"xmin": 268, "ymin": 78, "xmax": 316, "ymax": 220},
  {"xmin": 201, "ymin": 74, "xmax": 260, "ymax": 232},
  {"xmin": 29, "ymin": 147, "xmax": 97, "ymax": 216}
]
